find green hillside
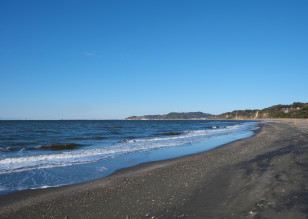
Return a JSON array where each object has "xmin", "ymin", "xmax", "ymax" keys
[
  {"xmin": 216, "ymin": 102, "xmax": 308, "ymax": 119},
  {"xmin": 126, "ymin": 102, "xmax": 308, "ymax": 120}
]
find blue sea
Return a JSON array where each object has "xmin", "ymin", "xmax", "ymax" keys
[{"xmin": 0, "ymin": 120, "xmax": 259, "ymax": 195}]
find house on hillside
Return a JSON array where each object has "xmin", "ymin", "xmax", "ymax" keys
[{"xmin": 282, "ymin": 108, "xmax": 290, "ymax": 113}]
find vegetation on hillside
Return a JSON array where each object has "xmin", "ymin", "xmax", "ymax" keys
[
  {"xmin": 126, "ymin": 102, "xmax": 308, "ymax": 120},
  {"xmin": 215, "ymin": 102, "xmax": 308, "ymax": 119}
]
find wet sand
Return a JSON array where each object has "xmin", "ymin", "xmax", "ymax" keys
[{"xmin": 0, "ymin": 119, "xmax": 307, "ymax": 218}]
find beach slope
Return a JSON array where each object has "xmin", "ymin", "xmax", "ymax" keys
[{"xmin": 0, "ymin": 120, "xmax": 307, "ymax": 218}]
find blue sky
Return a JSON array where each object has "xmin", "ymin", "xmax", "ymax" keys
[{"xmin": 1, "ymin": 0, "xmax": 307, "ymax": 119}]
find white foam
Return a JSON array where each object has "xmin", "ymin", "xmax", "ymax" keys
[
  {"xmin": 30, "ymin": 184, "xmax": 67, "ymax": 190},
  {"xmin": 97, "ymin": 166, "xmax": 108, "ymax": 172},
  {"xmin": 0, "ymin": 185, "xmax": 6, "ymax": 192},
  {"xmin": 0, "ymin": 124, "xmax": 246, "ymax": 175}
]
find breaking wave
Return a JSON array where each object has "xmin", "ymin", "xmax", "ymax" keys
[{"xmin": 0, "ymin": 124, "xmax": 243, "ymax": 175}]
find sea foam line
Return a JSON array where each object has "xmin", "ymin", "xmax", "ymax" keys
[{"xmin": 0, "ymin": 124, "xmax": 244, "ymax": 174}]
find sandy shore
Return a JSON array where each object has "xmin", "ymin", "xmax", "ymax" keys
[{"xmin": 0, "ymin": 120, "xmax": 307, "ymax": 218}]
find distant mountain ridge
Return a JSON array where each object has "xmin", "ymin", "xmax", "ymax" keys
[
  {"xmin": 125, "ymin": 102, "xmax": 308, "ymax": 120},
  {"xmin": 126, "ymin": 112, "xmax": 213, "ymax": 120}
]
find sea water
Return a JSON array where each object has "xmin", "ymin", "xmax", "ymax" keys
[{"xmin": 0, "ymin": 120, "xmax": 259, "ymax": 195}]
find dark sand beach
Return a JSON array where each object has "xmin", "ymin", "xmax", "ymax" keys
[{"xmin": 0, "ymin": 120, "xmax": 307, "ymax": 218}]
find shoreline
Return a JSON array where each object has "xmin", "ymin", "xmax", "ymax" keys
[
  {"xmin": 0, "ymin": 119, "xmax": 307, "ymax": 218},
  {"xmin": 0, "ymin": 121, "xmax": 260, "ymax": 197},
  {"xmin": 0, "ymin": 120, "xmax": 257, "ymax": 196}
]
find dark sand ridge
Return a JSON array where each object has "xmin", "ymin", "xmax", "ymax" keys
[{"xmin": 0, "ymin": 120, "xmax": 307, "ymax": 218}]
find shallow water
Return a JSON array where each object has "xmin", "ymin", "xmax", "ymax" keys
[{"xmin": 0, "ymin": 120, "xmax": 259, "ymax": 195}]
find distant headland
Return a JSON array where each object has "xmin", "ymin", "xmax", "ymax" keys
[
  {"xmin": 126, "ymin": 102, "xmax": 308, "ymax": 120},
  {"xmin": 126, "ymin": 112, "xmax": 213, "ymax": 120}
]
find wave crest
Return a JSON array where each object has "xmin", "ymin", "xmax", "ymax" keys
[{"xmin": 0, "ymin": 124, "xmax": 244, "ymax": 174}]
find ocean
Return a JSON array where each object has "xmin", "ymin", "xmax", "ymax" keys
[{"xmin": 0, "ymin": 120, "xmax": 259, "ymax": 195}]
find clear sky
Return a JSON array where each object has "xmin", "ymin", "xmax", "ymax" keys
[{"xmin": 1, "ymin": 0, "xmax": 307, "ymax": 119}]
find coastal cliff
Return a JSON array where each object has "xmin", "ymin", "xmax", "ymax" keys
[
  {"xmin": 216, "ymin": 102, "xmax": 308, "ymax": 119},
  {"xmin": 126, "ymin": 102, "xmax": 308, "ymax": 120}
]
